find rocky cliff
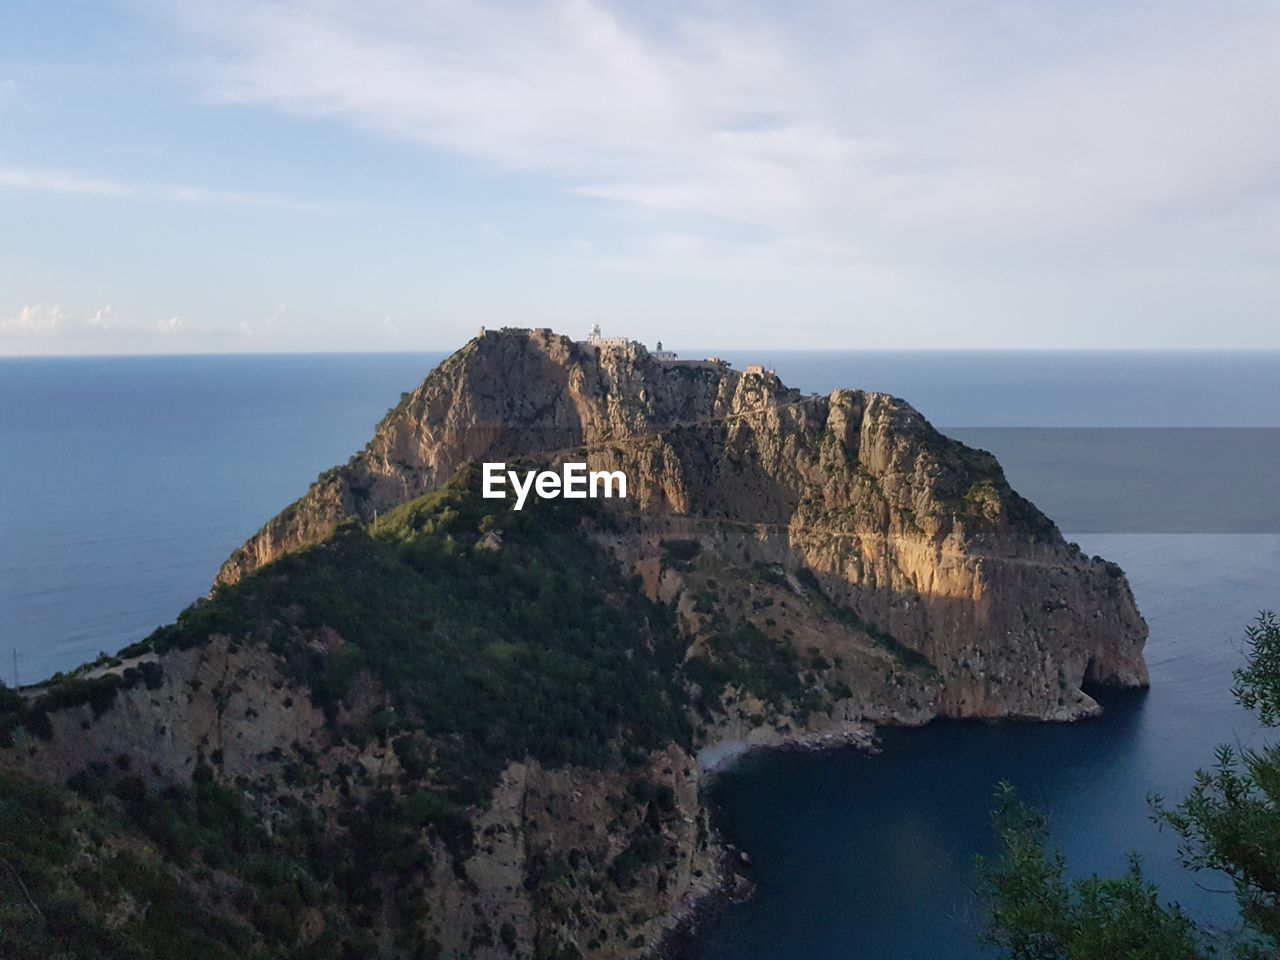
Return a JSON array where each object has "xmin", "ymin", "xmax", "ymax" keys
[
  {"xmin": 221, "ymin": 327, "xmax": 1148, "ymax": 719},
  {"xmin": 0, "ymin": 327, "xmax": 1148, "ymax": 960}
]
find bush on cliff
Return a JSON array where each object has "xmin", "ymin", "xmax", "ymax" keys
[{"xmin": 979, "ymin": 611, "xmax": 1280, "ymax": 960}]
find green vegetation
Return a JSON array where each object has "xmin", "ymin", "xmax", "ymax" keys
[
  {"xmin": 0, "ymin": 773, "xmax": 252, "ymax": 960},
  {"xmin": 977, "ymin": 782, "xmax": 1201, "ymax": 960},
  {"xmin": 0, "ymin": 758, "xmax": 444, "ymax": 959},
  {"xmin": 5, "ymin": 468, "xmax": 949, "ymax": 956},
  {"xmin": 2, "ymin": 471, "xmax": 855, "ymax": 957},
  {"xmin": 929, "ymin": 443, "xmax": 1059, "ymax": 541},
  {"xmin": 684, "ymin": 623, "xmax": 808, "ymax": 712},
  {"xmin": 138, "ymin": 475, "xmax": 692, "ymax": 801},
  {"xmin": 660, "ymin": 538, "xmax": 702, "ymax": 571},
  {"xmin": 0, "ymin": 662, "xmax": 163, "ymax": 746},
  {"xmin": 0, "ymin": 475, "xmax": 713, "ymax": 956},
  {"xmin": 979, "ymin": 611, "xmax": 1280, "ymax": 959}
]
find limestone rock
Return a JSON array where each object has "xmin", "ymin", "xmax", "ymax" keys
[{"xmin": 219, "ymin": 327, "xmax": 1148, "ymax": 721}]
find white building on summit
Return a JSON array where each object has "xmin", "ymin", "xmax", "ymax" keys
[
  {"xmin": 584, "ymin": 323, "xmax": 632, "ymax": 349},
  {"xmin": 582, "ymin": 324, "xmax": 680, "ymax": 361},
  {"xmin": 650, "ymin": 340, "xmax": 678, "ymax": 362}
]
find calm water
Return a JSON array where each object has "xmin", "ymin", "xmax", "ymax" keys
[
  {"xmin": 2, "ymin": 349, "xmax": 1278, "ymax": 956},
  {"xmin": 692, "ymin": 533, "xmax": 1280, "ymax": 958},
  {"xmin": 0, "ymin": 353, "xmax": 443, "ymax": 683}
]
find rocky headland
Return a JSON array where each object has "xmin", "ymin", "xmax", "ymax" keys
[{"xmin": 0, "ymin": 328, "xmax": 1147, "ymax": 960}]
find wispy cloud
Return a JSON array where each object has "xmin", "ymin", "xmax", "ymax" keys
[
  {"xmin": 0, "ymin": 304, "xmax": 70, "ymax": 336},
  {"xmin": 169, "ymin": 0, "xmax": 1280, "ymax": 259},
  {"xmin": 1, "ymin": 304, "xmax": 192, "ymax": 338},
  {"xmin": 651, "ymin": 233, "xmax": 705, "ymax": 256},
  {"xmin": 0, "ymin": 165, "xmax": 337, "ymax": 213},
  {"xmin": 239, "ymin": 303, "xmax": 286, "ymax": 336},
  {"xmin": 7, "ymin": 1, "xmax": 1279, "ymax": 351},
  {"xmin": 0, "ymin": 168, "xmax": 133, "ymax": 198},
  {"xmin": 86, "ymin": 305, "xmax": 116, "ymax": 329}
]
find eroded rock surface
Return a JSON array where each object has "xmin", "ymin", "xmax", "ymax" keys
[
  {"xmin": 222, "ymin": 327, "xmax": 1148, "ymax": 719},
  {"xmin": 2, "ymin": 327, "xmax": 1147, "ymax": 959}
]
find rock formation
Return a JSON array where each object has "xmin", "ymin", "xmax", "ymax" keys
[
  {"xmin": 0, "ymin": 327, "xmax": 1148, "ymax": 960},
  {"xmin": 221, "ymin": 327, "xmax": 1148, "ymax": 720}
]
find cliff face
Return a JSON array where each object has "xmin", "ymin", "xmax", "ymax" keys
[
  {"xmin": 220, "ymin": 327, "xmax": 1148, "ymax": 720},
  {"xmin": 1, "ymin": 638, "xmax": 722, "ymax": 958},
  {"xmin": 1, "ymin": 327, "xmax": 1149, "ymax": 960}
]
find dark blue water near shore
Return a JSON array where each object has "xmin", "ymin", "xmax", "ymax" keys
[
  {"xmin": 2, "ymin": 349, "xmax": 1279, "ymax": 957},
  {"xmin": 691, "ymin": 533, "xmax": 1280, "ymax": 959}
]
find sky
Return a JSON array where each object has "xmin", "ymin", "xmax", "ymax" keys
[{"xmin": 1, "ymin": 0, "xmax": 1278, "ymax": 355}]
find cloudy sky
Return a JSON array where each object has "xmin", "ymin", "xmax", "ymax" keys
[{"xmin": 2, "ymin": 0, "xmax": 1278, "ymax": 354}]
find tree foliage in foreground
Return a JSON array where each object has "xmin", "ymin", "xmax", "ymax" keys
[
  {"xmin": 979, "ymin": 611, "xmax": 1280, "ymax": 960},
  {"xmin": 976, "ymin": 782, "xmax": 1203, "ymax": 960}
]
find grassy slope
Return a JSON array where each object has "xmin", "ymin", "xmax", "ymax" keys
[{"xmin": 1, "ymin": 475, "xmax": 869, "ymax": 957}]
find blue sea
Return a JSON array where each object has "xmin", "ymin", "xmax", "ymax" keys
[{"xmin": 2, "ymin": 349, "xmax": 1278, "ymax": 957}]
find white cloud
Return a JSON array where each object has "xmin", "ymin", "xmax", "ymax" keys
[
  {"xmin": 0, "ymin": 304, "xmax": 69, "ymax": 336},
  {"xmin": 0, "ymin": 165, "xmax": 336, "ymax": 212},
  {"xmin": 0, "ymin": 168, "xmax": 133, "ymax": 198},
  {"xmin": 239, "ymin": 303, "xmax": 286, "ymax": 336},
  {"xmin": 169, "ymin": 0, "xmax": 1280, "ymax": 261},
  {"xmin": 651, "ymin": 233, "xmax": 704, "ymax": 256},
  {"xmin": 1, "ymin": 304, "xmax": 193, "ymax": 339},
  {"xmin": 86, "ymin": 305, "xmax": 116, "ymax": 328},
  {"xmin": 8, "ymin": 1, "xmax": 1276, "ymax": 350}
]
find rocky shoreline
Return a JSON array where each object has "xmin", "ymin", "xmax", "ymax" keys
[{"xmin": 696, "ymin": 719, "xmax": 881, "ymax": 775}]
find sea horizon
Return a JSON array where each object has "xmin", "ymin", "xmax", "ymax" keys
[{"xmin": 3, "ymin": 342, "xmax": 1277, "ymax": 960}]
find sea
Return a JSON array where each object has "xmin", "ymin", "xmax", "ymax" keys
[{"xmin": 2, "ymin": 349, "xmax": 1278, "ymax": 958}]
